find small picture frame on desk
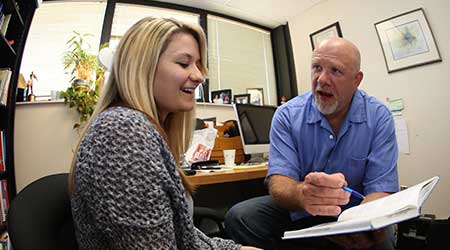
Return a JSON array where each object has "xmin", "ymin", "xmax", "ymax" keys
[
  {"xmin": 247, "ymin": 88, "xmax": 264, "ymax": 106},
  {"xmin": 211, "ymin": 89, "xmax": 232, "ymax": 104},
  {"xmin": 202, "ymin": 117, "xmax": 216, "ymax": 128},
  {"xmin": 233, "ymin": 94, "xmax": 250, "ymax": 104}
]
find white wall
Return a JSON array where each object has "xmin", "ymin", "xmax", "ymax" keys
[
  {"xmin": 14, "ymin": 102, "xmax": 236, "ymax": 192},
  {"xmin": 14, "ymin": 102, "xmax": 80, "ymax": 191},
  {"xmin": 288, "ymin": 0, "xmax": 450, "ymax": 218}
]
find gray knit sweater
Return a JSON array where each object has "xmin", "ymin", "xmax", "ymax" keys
[{"xmin": 71, "ymin": 106, "xmax": 240, "ymax": 250}]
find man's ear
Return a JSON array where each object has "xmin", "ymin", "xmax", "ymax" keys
[{"xmin": 354, "ymin": 71, "xmax": 364, "ymax": 87}]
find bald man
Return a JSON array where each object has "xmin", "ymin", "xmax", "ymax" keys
[{"xmin": 225, "ymin": 38, "xmax": 398, "ymax": 250}]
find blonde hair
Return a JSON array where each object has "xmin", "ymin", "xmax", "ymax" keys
[{"xmin": 69, "ymin": 18, "xmax": 208, "ymax": 194}]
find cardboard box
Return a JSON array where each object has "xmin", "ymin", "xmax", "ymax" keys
[{"xmin": 210, "ymin": 125, "xmax": 245, "ymax": 164}]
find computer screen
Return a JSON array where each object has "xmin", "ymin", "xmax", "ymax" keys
[{"xmin": 233, "ymin": 104, "xmax": 277, "ymax": 157}]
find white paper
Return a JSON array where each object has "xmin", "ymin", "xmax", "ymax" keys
[
  {"xmin": 185, "ymin": 128, "xmax": 218, "ymax": 163},
  {"xmin": 394, "ymin": 117, "xmax": 410, "ymax": 154}
]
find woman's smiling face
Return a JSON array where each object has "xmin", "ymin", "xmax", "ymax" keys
[{"xmin": 153, "ymin": 32, "xmax": 205, "ymax": 122}]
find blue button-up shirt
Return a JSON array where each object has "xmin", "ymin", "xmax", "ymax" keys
[{"xmin": 268, "ymin": 89, "xmax": 399, "ymax": 221}]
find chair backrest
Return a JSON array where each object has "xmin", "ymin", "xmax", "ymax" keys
[{"xmin": 7, "ymin": 173, "xmax": 79, "ymax": 250}]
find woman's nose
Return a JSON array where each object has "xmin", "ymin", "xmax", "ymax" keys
[{"xmin": 190, "ymin": 67, "xmax": 205, "ymax": 84}]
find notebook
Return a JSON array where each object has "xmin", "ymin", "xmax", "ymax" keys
[{"xmin": 283, "ymin": 176, "xmax": 440, "ymax": 239}]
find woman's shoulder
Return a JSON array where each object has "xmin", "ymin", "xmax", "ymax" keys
[
  {"xmin": 88, "ymin": 106, "xmax": 161, "ymax": 140},
  {"xmin": 96, "ymin": 106, "xmax": 154, "ymax": 129},
  {"xmin": 97, "ymin": 106, "xmax": 146, "ymax": 122}
]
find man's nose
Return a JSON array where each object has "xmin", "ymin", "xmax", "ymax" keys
[{"xmin": 317, "ymin": 70, "xmax": 330, "ymax": 85}]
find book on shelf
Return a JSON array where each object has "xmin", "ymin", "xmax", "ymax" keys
[
  {"xmin": 0, "ymin": 180, "xmax": 8, "ymax": 222},
  {"xmin": 283, "ymin": 176, "xmax": 440, "ymax": 240},
  {"xmin": 2, "ymin": 181, "xmax": 8, "ymax": 211},
  {"xmin": 0, "ymin": 131, "xmax": 4, "ymax": 172},
  {"xmin": 0, "ymin": 2, "xmax": 4, "ymax": 34},
  {"xmin": 0, "ymin": 14, "xmax": 11, "ymax": 36},
  {"xmin": 0, "ymin": 69, "xmax": 12, "ymax": 106},
  {"xmin": 0, "ymin": 14, "xmax": 4, "ymax": 31},
  {"xmin": 0, "ymin": 180, "xmax": 8, "ymax": 224}
]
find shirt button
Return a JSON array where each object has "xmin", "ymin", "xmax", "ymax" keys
[{"xmin": 329, "ymin": 134, "xmax": 334, "ymax": 139}]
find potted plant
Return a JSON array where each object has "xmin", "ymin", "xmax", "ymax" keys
[{"xmin": 60, "ymin": 31, "xmax": 106, "ymax": 129}]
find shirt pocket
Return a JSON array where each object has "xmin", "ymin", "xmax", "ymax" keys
[{"xmin": 345, "ymin": 156, "xmax": 367, "ymax": 186}]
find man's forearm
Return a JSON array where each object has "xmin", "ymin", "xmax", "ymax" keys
[{"xmin": 268, "ymin": 174, "xmax": 305, "ymax": 211}]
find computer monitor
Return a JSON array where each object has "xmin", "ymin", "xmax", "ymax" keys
[{"xmin": 233, "ymin": 104, "xmax": 277, "ymax": 161}]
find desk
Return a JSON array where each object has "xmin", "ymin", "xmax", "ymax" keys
[
  {"xmin": 187, "ymin": 166, "xmax": 268, "ymax": 185},
  {"xmin": 188, "ymin": 166, "xmax": 268, "ymax": 209}
]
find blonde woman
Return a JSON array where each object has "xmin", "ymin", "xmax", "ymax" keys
[{"xmin": 70, "ymin": 18, "xmax": 258, "ymax": 250}]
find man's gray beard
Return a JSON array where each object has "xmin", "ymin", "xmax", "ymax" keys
[{"xmin": 314, "ymin": 94, "xmax": 338, "ymax": 115}]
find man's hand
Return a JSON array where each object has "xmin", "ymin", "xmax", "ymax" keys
[
  {"xmin": 301, "ymin": 172, "xmax": 350, "ymax": 216},
  {"xmin": 327, "ymin": 228, "xmax": 388, "ymax": 250},
  {"xmin": 326, "ymin": 192, "xmax": 392, "ymax": 249}
]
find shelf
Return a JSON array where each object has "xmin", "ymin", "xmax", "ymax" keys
[
  {"xmin": 196, "ymin": 102, "xmax": 233, "ymax": 107},
  {"xmin": 3, "ymin": 0, "xmax": 24, "ymax": 27},
  {"xmin": 0, "ymin": 222, "xmax": 6, "ymax": 234},
  {"xmin": 0, "ymin": 109, "xmax": 8, "ymax": 130},
  {"xmin": 16, "ymin": 100, "xmax": 66, "ymax": 106},
  {"xmin": 0, "ymin": 0, "xmax": 38, "ymax": 221},
  {"xmin": 0, "ymin": 34, "xmax": 16, "ymax": 60},
  {"xmin": 0, "ymin": 105, "xmax": 7, "ymax": 129}
]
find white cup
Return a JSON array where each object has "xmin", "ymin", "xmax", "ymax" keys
[
  {"xmin": 50, "ymin": 90, "xmax": 57, "ymax": 100},
  {"xmin": 223, "ymin": 149, "xmax": 236, "ymax": 166}
]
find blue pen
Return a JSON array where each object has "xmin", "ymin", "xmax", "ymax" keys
[{"xmin": 342, "ymin": 186, "xmax": 365, "ymax": 199}]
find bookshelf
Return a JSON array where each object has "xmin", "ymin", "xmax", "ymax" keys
[{"xmin": 0, "ymin": 0, "xmax": 37, "ymax": 236}]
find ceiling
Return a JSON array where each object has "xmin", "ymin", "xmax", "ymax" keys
[{"xmin": 155, "ymin": 0, "xmax": 325, "ymax": 28}]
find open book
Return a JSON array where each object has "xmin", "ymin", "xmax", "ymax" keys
[{"xmin": 283, "ymin": 176, "xmax": 440, "ymax": 239}]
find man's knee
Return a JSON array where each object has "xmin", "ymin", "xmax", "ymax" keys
[
  {"xmin": 225, "ymin": 200, "xmax": 252, "ymax": 230},
  {"xmin": 225, "ymin": 196, "xmax": 282, "ymax": 248}
]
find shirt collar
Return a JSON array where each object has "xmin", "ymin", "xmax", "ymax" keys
[{"xmin": 307, "ymin": 89, "xmax": 367, "ymax": 124}]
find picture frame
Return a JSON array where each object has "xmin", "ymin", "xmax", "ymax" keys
[
  {"xmin": 309, "ymin": 22, "xmax": 343, "ymax": 50},
  {"xmin": 211, "ymin": 89, "xmax": 232, "ymax": 104},
  {"xmin": 246, "ymin": 88, "xmax": 264, "ymax": 106},
  {"xmin": 233, "ymin": 94, "xmax": 250, "ymax": 104},
  {"xmin": 374, "ymin": 8, "xmax": 442, "ymax": 73},
  {"xmin": 202, "ymin": 117, "xmax": 216, "ymax": 128}
]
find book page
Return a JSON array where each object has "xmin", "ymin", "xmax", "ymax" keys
[
  {"xmin": 283, "ymin": 176, "xmax": 439, "ymax": 240},
  {"xmin": 283, "ymin": 217, "xmax": 372, "ymax": 239},
  {"xmin": 338, "ymin": 177, "xmax": 437, "ymax": 222},
  {"xmin": 418, "ymin": 177, "xmax": 439, "ymax": 206}
]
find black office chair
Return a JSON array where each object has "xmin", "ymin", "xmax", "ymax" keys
[
  {"xmin": 193, "ymin": 206, "xmax": 227, "ymax": 238},
  {"xmin": 7, "ymin": 173, "xmax": 79, "ymax": 250}
]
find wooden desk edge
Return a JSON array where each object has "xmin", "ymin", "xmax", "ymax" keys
[{"xmin": 187, "ymin": 166, "xmax": 268, "ymax": 185}]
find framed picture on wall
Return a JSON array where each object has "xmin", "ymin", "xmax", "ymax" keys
[
  {"xmin": 309, "ymin": 22, "xmax": 343, "ymax": 50},
  {"xmin": 247, "ymin": 88, "xmax": 264, "ymax": 106},
  {"xmin": 211, "ymin": 89, "xmax": 232, "ymax": 104},
  {"xmin": 233, "ymin": 94, "xmax": 250, "ymax": 104},
  {"xmin": 374, "ymin": 8, "xmax": 442, "ymax": 73}
]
